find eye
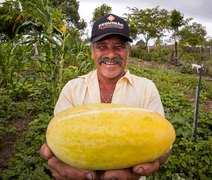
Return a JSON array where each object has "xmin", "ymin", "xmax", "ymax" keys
[
  {"xmin": 114, "ymin": 44, "xmax": 126, "ymax": 50},
  {"xmin": 99, "ymin": 45, "xmax": 107, "ymax": 50},
  {"xmin": 95, "ymin": 44, "xmax": 108, "ymax": 50}
]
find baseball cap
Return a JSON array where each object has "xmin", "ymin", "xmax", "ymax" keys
[{"xmin": 91, "ymin": 14, "xmax": 133, "ymax": 43}]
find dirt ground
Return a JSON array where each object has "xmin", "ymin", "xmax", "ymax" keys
[{"xmin": 0, "ymin": 117, "xmax": 31, "ymax": 168}]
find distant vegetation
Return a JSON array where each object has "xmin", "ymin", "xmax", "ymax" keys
[{"xmin": 0, "ymin": 0, "xmax": 211, "ymax": 179}]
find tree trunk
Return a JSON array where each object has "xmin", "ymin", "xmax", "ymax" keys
[
  {"xmin": 172, "ymin": 32, "xmax": 178, "ymax": 64},
  {"xmin": 174, "ymin": 41, "xmax": 178, "ymax": 59}
]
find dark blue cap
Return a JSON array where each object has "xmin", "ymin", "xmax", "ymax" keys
[{"xmin": 91, "ymin": 14, "xmax": 133, "ymax": 43}]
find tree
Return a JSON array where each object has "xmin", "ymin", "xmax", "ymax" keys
[
  {"xmin": 0, "ymin": 0, "xmax": 24, "ymax": 39},
  {"xmin": 169, "ymin": 9, "xmax": 189, "ymax": 63},
  {"xmin": 135, "ymin": 39, "xmax": 146, "ymax": 49},
  {"xmin": 91, "ymin": 3, "xmax": 112, "ymax": 25},
  {"xmin": 51, "ymin": 0, "xmax": 86, "ymax": 30},
  {"xmin": 0, "ymin": 0, "xmax": 86, "ymax": 40},
  {"xmin": 178, "ymin": 22, "xmax": 207, "ymax": 48},
  {"xmin": 124, "ymin": 6, "xmax": 169, "ymax": 49},
  {"xmin": 206, "ymin": 37, "xmax": 212, "ymax": 54}
]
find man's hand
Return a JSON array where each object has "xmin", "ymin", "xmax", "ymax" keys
[
  {"xmin": 39, "ymin": 143, "xmax": 97, "ymax": 180},
  {"xmin": 39, "ymin": 143, "xmax": 171, "ymax": 180},
  {"xmin": 99, "ymin": 149, "xmax": 170, "ymax": 179},
  {"xmin": 133, "ymin": 148, "xmax": 170, "ymax": 176}
]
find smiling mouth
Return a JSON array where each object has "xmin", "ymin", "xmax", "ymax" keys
[
  {"xmin": 98, "ymin": 57, "xmax": 122, "ymax": 66},
  {"xmin": 104, "ymin": 60, "xmax": 118, "ymax": 65}
]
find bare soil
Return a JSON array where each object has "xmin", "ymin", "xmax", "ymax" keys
[{"xmin": 0, "ymin": 117, "xmax": 31, "ymax": 168}]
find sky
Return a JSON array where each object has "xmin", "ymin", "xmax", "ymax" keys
[{"xmin": 78, "ymin": 0, "xmax": 212, "ymax": 39}]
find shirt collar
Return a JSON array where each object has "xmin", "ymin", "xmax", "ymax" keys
[
  {"xmin": 120, "ymin": 70, "xmax": 134, "ymax": 86},
  {"xmin": 79, "ymin": 70, "xmax": 98, "ymax": 86}
]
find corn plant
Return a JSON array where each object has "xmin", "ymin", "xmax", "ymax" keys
[
  {"xmin": 0, "ymin": 40, "xmax": 32, "ymax": 90},
  {"xmin": 25, "ymin": 0, "xmax": 93, "ymax": 105}
]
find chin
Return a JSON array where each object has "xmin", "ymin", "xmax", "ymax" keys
[{"xmin": 102, "ymin": 70, "xmax": 124, "ymax": 79}]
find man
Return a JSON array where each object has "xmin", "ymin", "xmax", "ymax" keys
[{"xmin": 40, "ymin": 14, "xmax": 170, "ymax": 180}]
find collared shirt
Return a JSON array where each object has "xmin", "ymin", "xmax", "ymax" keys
[
  {"xmin": 54, "ymin": 70, "xmax": 164, "ymax": 117},
  {"xmin": 54, "ymin": 69, "xmax": 162, "ymax": 179}
]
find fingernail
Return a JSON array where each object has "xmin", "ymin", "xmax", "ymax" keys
[
  {"xmin": 86, "ymin": 173, "xmax": 94, "ymax": 180},
  {"xmin": 135, "ymin": 167, "xmax": 143, "ymax": 174},
  {"xmin": 111, "ymin": 176, "xmax": 118, "ymax": 180}
]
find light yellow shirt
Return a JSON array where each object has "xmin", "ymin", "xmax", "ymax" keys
[{"xmin": 54, "ymin": 70, "xmax": 164, "ymax": 117}]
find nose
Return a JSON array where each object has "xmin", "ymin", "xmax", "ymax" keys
[{"xmin": 106, "ymin": 48, "xmax": 117, "ymax": 59}]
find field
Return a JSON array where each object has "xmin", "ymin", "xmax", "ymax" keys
[
  {"xmin": 0, "ymin": 55, "xmax": 212, "ymax": 179},
  {"xmin": 0, "ymin": 0, "xmax": 212, "ymax": 178}
]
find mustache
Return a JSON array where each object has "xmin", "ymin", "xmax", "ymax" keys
[{"xmin": 98, "ymin": 57, "xmax": 123, "ymax": 66}]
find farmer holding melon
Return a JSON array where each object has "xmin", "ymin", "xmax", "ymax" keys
[{"xmin": 40, "ymin": 14, "xmax": 172, "ymax": 180}]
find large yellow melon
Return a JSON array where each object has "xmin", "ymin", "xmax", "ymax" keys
[{"xmin": 46, "ymin": 103, "xmax": 175, "ymax": 170}]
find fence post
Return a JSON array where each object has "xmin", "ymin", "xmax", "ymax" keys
[{"xmin": 192, "ymin": 65, "xmax": 203, "ymax": 142}]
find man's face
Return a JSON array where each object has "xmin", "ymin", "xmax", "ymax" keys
[{"xmin": 90, "ymin": 35, "xmax": 131, "ymax": 80}]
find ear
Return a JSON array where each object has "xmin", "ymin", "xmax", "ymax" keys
[
  {"xmin": 127, "ymin": 45, "xmax": 132, "ymax": 56},
  {"xmin": 90, "ymin": 44, "xmax": 95, "ymax": 59}
]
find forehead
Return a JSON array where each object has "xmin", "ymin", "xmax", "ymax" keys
[{"xmin": 95, "ymin": 35, "xmax": 128, "ymax": 44}]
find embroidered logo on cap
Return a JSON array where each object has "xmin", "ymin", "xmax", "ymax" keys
[
  {"xmin": 107, "ymin": 15, "xmax": 115, "ymax": 21},
  {"xmin": 98, "ymin": 15, "xmax": 124, "ymax": 30}
]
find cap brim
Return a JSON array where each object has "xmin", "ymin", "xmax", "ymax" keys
[{"xmin": 91, "ymin": 32, "xmax": 133, "ymax": 43}]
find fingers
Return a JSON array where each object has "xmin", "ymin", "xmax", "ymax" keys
[
  {"xmin": 132, "ymin": 147, "xmax": 171, "ymax": 176},
  {"xmin": 100, "ymin": 169, "xmax": 141, "ymax": 180},
  {"xmin": 39, "ymin": 143, "xmax": 97, "ymax": 179},
  {"xmin": 133, "ymin": 160, "xmax": 160, "ymax": 176},
  {"xmin": 48, "ymin": 156, "xmax": 97, "ymax": 180},
  {"xmin": 39, "ymin": 143, "xmax": 168, "ymax": 179},
  {"xmin": 159, "ymin": 152, "xmax": 169, "ymax": 165},
  {"xmin": 159, "ymin": 146, "xmax": 172, "ymax": 165},
  {"xmin": 39, "ymin": 143, "xmax": 54, "ymax": 160}
]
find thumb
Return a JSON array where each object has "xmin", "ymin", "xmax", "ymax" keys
[
  {"xmin": 133, "ymin": 160, "xmax": 160, "ymax": 176},
  {"xmin": 39, "ymin": 143, "xmax": 54, "ymax": 160}
]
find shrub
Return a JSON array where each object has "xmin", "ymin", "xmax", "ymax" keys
[{"xmin": 131, "ymin": 45, "xmax": 172, "ymax": 62}]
